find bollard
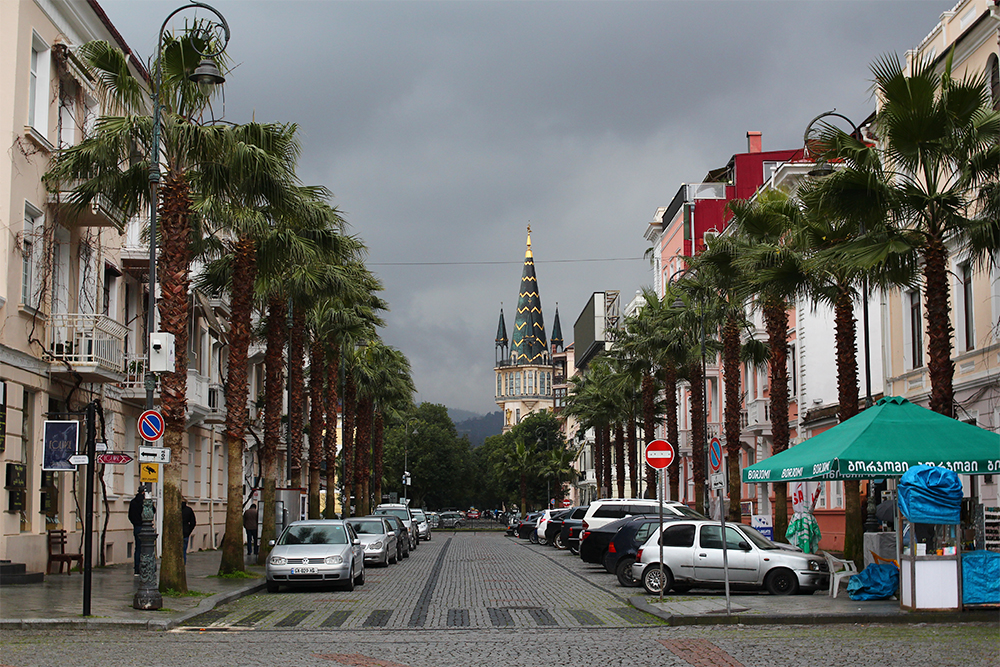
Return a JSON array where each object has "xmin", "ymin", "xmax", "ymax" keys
[{"xmin": 133, "ymin": 497, "xmax": 162, "ymax": 610}]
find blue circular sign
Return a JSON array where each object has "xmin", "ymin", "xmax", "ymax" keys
[
  {"xmin": 709, "ymin": 437, "xmax": 723, "ymax": 472},
  {"xmin": 139, "ymin": 410, "xmax": 165, "ymax": 442}
]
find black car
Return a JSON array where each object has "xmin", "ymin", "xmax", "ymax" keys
[
  {"xmin": 559, "ymin": 506, "xmax": 590, "ymax": 555},
  {"xmin": 579, "ymin": 513, "xmax": 663, "ymax": 565},
  {"xmin": 384, "ymin": 515, "xmax": 411, "ymax": 560},
  {"xmin": 514, "ymin": 512, "xmax": 542, "ymax": 540},
  {"xmin": 547, "ymin": 506, "xmax": 587, "ymax": 549},
  {"xmin": 602, "ymin": 516, "xmax": 673, "ymax": 586}
]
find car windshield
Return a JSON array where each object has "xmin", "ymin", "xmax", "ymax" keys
[
  {"xmin": 347, "ymin": 520, "xmax": 385, "ymax": 535},
  {"xmin": 670, "ymin": 505, "xmax": 709, "ymax": 520},
  {"xmin": 736, "ymin": 524, "xmax": 780, "ymax": 550},
  {"xmin": 375, "ymin": 509, "xmax": 410, "ymax": 521},
  {"xmin": 412, "ymin": 510, "xmax": 426, "ymax": 521},
  {"xmin": 279, "ymin": 524, "xmax": 347, "ymax": 545}
]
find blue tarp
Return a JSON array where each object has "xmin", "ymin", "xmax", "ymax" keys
[
  {"xmin": 962, "ymin": 550, "xmax": 1000, "ymax": 605},
  {"xmin": 847, "ymin": 562, "xmax": 899, "ymax": 601},
  {"xmin": 897, "ymin": 465, "xmax": 963, "ymax": 524}
]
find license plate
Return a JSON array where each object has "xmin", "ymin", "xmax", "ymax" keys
[{"xmin": 291, "ymin": 567, "xmax": 317, "ymax": 574}]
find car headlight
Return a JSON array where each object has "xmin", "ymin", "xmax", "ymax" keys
[
  {"xmin": 325, "ymin": 555, "xmax": 344, "ymax": 565},
  {"xmin": 269, "ymin": 556, "xmax": 287, "ymax": 566},
  {"xmin": 368, "ymin": 541, "xmax": 384, "ymax": 550},
  {"xmin": 809, "ymin": 560, "xmax": 821, "ymax": 571}
]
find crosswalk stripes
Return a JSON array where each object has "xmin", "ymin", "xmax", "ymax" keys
[
  {"xmin": 527, "ymin": 609, "xmax": 557, "ymax": 626},
  {"xmin": 568, "ymin": 609, "xmax": 604, "ymax": 626},
  {"xmin": 363, "ymin": 610, "xmax": 393, "ymax": 627},
  {"xmin": 447, "ymin": 609, "xmax": 470, "ymax": 626},
  {"xmin": 488, "ymin": 608, "xmax": 514, "ymax": 627},
  {"xmin": 320, "ymin": 610, "xmax": 352, "ymax": 627},
  {"xmin": 275, "ymin": 610, "xmax": 312, "ymax": 627},
  {"xmin": 236, "ymin": 610, "xmax": 274, "ymax": 626}
]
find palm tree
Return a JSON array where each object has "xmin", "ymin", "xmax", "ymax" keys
[
  {"xmin": 810, "ymin": 53, "xmax": 1000, "ymax": 417},
  {"xmin": 730, "ymin": 190, "xmax": 809, "ymax": 541},
  {"xmin": 45, "ymin": 35, "xmax": 232, "ymax": 592},
  {"xmin": 506, "ymin": 438, "xmax": 537, "ymax": 513}
]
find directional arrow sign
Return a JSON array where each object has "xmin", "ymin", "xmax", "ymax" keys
[
  {"xmin": 97, "ymin": 453, "xmax": 133, "ymax": 465},
  {"xmin": 138, "ymin": 446, "xmax": 171, "ymax": 463},
  {"xmin": 68, "ymin": 454, "xmax": 89, "ymax": 466}
]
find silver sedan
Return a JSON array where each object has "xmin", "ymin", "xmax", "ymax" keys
[
  {"xmin": 346, "ymin": 517, "xmax": 398, "ymax": 566},
  {"xmin": 266, "ymin": 520, "xmax": 366, "ymax": 592},
  {"xmin": 632, "ymin": 520, "xmax": 829, "ymax": 596}
]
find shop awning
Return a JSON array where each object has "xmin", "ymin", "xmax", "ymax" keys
[{"xmin": 742, "ymin": 396, "xmax": 1000, "ymax": 483}]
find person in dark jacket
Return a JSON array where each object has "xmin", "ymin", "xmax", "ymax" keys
[
  {"xmin": 129, "ymin": 488, "xmax": 145, "ymax": 575},
  {"xmin": 181, "ymin": 498, "xmax": 197, "ymax": 563},
  {"xmin": 243, "ymin": 503, "xmax": 259, "ymax": 556}
]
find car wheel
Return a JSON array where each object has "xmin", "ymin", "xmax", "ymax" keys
[
  {"xmin": 355, "ymin": 562, "xmax": 366, "ymax": 585},
  {"xmin": 642, "ymin": 565, "xmax": 673, "ymax": 596},
  {"xmin": 266, "ymin": 580, "xmax": 279, "ymax": 594},
  {"xmin": 765, "ymin": 569, "xmax": 799, "ymax": 596},
  {"xmin": 342, "ymin": 563, "xmax": 356, "ymax": 592},
  {"xmin": 402, "ymin": 546, "xmax": 410, "ymax": 558},
  {"xmin": 569, "ymin": 545, "xmax": 580, "ymax": 556},
  {"xmin": 616, "ymin": 557, "xmax": 639, "ymax": 587},
  {"xmin": 389, "ymin": 549, "xmax": 397, "ymax": 565},
  {"xmin": 553, "ymin": 534, "xmax": 565, "ymax": 550},
  {"xmin": 529, "ymin": 530, "xmax": 539, "ymax": 545}
]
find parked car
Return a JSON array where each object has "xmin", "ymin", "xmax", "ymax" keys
[
  {"xmin": 581, "ymin": 498, "xmax": 706, "ymax": 532},
  {"xmin": 411, "ymin": 508, "xmax": 432, "ymax": 541},
  {"xmin": 633, "ymin": 520, "xmax": 830, "ymax": 596},
  {"xmin": 601, "ymin": 516, "xmax": 666, "ymax": 586},
  {"xmin": 505, "ymin": 513, "xmax": 521, "ymax": 536},
  {"xmin": 467, "ymin": 509, "xmax": 481, "ymax": 520},
  {"xmin": 346, "ymin": 517, "xmax": 398, "ymax": 567},
  {"xmin": 544, "ymin": 506, "xmax": 582, "ymax": 549},
  {"xmin": 580, "ymin": 515, "xmax": 678, "ymax": 565},
  {"xmin": 374, "ymin": 504, "xmax": 418, "ymax": 550},
  {"xmin": 265, "ymin": 520, "xmax": 366, "ymax": 593},
  {"xmin": 515, "ymin": 512, "xmax": 542, "ymax": 540},
  {"xmin": 440, "ymin": 511, "xmax": 464, "ymax": 528},
  {"xmin": 534, "ymin": 509, "xmax": 560, "ymax": 546},
  {"xmin": 426, "ymin": 512, "xmax": 441, "ymax": 529},
  {"xmin": 384, "ymin": 515, "xmax": 411, "ymax": 560},
  {"xmin": 559, "ymin": 506, "xmax": 589, "ymax": 554}
]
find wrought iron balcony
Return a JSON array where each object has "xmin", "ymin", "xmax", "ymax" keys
[{"xmin": 48, "ymin": 313, "xmax": 127, "ymax": 382}]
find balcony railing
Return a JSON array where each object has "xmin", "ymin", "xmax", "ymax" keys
[{"xmin": 48, "ymin": 313, "xmax": 127, "ymax": 380}]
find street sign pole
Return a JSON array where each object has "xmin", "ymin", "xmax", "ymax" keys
[
  {"xmin": 709, "ymin": 437, "xmax": 732, "ymax": 616},
  {"xmin": 644, "ymin": 439, "xmax": 675, "ymax": 603}
]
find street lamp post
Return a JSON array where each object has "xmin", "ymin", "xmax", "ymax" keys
[
  {"xmin": 804, "ymin": 110, "xmax": 879, "ymax": 532},
  {"xmin": 135, "ymin": 1, "xmax": 229, "ymax": 612},
  {"xmin": 405, "ymin": 419, "xmax": 419, "ymax": 503}
]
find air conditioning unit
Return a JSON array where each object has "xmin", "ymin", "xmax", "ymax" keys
[{"xmin": 703, "ymin": 229, "xmax": 720, "ymax": 244}]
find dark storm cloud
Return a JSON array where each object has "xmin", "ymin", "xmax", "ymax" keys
[{"xmin": 99, "ymin": 0, "xmax": 948, "ymax": 413}]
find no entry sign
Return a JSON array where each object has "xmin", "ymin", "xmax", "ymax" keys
[{"xmin": 644, "ymin": 439, "xmax": 675, "ymax": 469}]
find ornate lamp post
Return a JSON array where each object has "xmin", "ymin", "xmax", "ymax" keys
[{"xmin": 135, "ymin": 1, "xmax": 230, "ymax": 611}]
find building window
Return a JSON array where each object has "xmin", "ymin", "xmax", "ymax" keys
[
  {"xmin": 496, "ymin": 374, "xmax": 501, "ymax": 397},
  {"xmin": 961, "ymin": 263, "xmax": 974, "ymax": 352},
  {"xmin": 515, "ymin": 372, "xmax": 521, "ymax": 396},
  {"xmin": 908, "ymin": 291, "xmax": 923, "ymax": 369},
  {"xmin": 989, "ymin": 54, "xmax": 999, "ymax": 112},
  {"xmin": 21, "ymin": 204, "xmax": 42, "ymax": 306},
  {"xmin": 28, "ymin": 34, "xmax": 50, "ymax": 133}
]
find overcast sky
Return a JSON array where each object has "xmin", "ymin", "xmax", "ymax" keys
[{"xmin": 99, "ymin": 0, "xmax": 948, "ymax": 415}]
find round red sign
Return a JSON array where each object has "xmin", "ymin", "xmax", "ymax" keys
[{"xmin": 644, "ymin": 439, "xmax": 675, "ymax": 469}]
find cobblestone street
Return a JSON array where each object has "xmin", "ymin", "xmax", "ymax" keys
[{"xmin": 2, "ymin": 532, "xmax": 996, "ymax": 666}]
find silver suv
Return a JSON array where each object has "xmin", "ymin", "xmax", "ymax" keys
[{"xmin": 373, "ymin": 504, "xmax": 418, "ymax": 550}]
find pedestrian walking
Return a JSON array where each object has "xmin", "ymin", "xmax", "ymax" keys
[
  {"xmin": 129, "ymin": 487, "xmax": 145, "ymax": 575},
  {"xmin": 243, "ymin": 503, "xmax": 259, "ymax": 556},
  {"xmin": 181, "ymin": 498, "xmax": 197, "ymax": 563}
]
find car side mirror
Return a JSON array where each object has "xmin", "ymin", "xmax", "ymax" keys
[
  {"xmin": 353, "ymin": 538, "xmax": 361, "ymax": 546},
  {"xmin": 739, "ymin": 541, "xmax": 751, "ymax": 552},
  {"xmin": 269, "ymin": 540, "xmax": 276, "ymax": 547}
]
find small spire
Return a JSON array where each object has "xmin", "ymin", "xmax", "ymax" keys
[
  {"xmin": 495, "ymin": 305, "xmax": 508, "ymax": 348},
  {"xmin": 525, "ymin": 224, "xmax": 532, "ymax": 259}
]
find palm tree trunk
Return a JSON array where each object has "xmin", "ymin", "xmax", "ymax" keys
[
  {"xmin": 342, "ymin": 372, "xmax": 357, "ymax": 517},
  {"xmin": 308, "ymin": 338, "xmax": 325, "ymax": 519},
  {"xmin": 592, "ymin": 427, "xmax": 604, "ymax": 498},
  {"xmin": 923, "ymin": 239, "xmax": 955, "ymax": 417},
  {"xmin": 722, "ymin": 313, "xmax": 743, "ymax": 522},
  {"xmin": 324, "ymin": 351, "xmax": 339, "ymax": 518},
  {"xmin": 689, "ymin": 360, "xmax": 707, "ymax": 516},
  {"xmin": 662, "ymin": 366, "xmax": 680, "ymax": 502},
  {"xmin": 614, "ymin": 422, "xmax": 625, "ymax": 498},
  {"xmin": 627, "ymin": 417, "xmax": 638, "ymax": 498},
  {"xmin": 764, "ymin": 295, "xmax": 790, "ymax": 542},
  {"xmin": 356, "ymin": 398, "xmax": 373, "ymax": 515},
  {"xmin": 835, "ymin": 288, "xmax": 863, "ymax": 566},
  {"xmin": 601, "ymin": 424, "xmax": 612, "ymax": 498},
  {"xmin": 373, "ymin": 411, "xmax": 384, "ymax": 509},
  {"xmin": 259, "ymin": 296, "xmax": 286, "ymax": 563},
  {"xmin": 157, "ymin": 173, "xmax": 192, "ymax": 593},
  {"xmin": 641, "ymin": 372, "xmax": 656, "ymax": 498},
  {"xmin": 219, "ymin": 236, "xmax": 255, "ymax": 575},
  {"xmin": 288, "ymin": 306, "xmax": 306, "ymax": 486}
]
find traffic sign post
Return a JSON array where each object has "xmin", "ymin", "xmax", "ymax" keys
[
  {"xmin": 644, "ymin": 439, "xmax": 675, "ymax": 605},
  {"xmin": 140, "ymin": 463, "xmax": 159, "ymax": 484},
  {"xmin": 138, "ymin": 446, "xmax": 170, "ymax": 464},
  {"xmin": 709, "ymin": 437, "xmax": 723, "ymax": 473},
  {"xmin": 138, "ymin": 410, "xmax": 164, "ymax": 442}
]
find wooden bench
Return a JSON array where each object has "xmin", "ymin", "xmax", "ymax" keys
[{"xmin": 46, "ymin": 529, "xmax": 83, "ymax": 575}]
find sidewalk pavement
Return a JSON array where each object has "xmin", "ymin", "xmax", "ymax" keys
[
  {"xmin": 631, "ymin": 591, "xmax": 999, "ymax": 626},
  {"xmin": 0, "ymin": 550, "xmax": 265, "ymax": 630}
]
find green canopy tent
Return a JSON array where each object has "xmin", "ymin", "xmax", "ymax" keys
[{"xmin": 743, "ymin": 397, "xmax": 1000, "ymax": 484}]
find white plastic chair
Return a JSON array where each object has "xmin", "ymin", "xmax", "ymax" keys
[{"xmin": 823, "ymin": 551, "xmax": 859, "ymax": 598}]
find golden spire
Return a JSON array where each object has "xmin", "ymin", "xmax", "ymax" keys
[{"xmin": 526, "ymin": 224, "xmax": 532, "ymax": 259}]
